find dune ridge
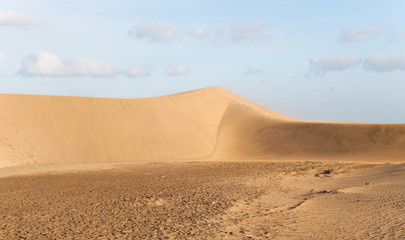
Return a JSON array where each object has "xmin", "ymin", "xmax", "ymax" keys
[
  {"xmin": 214, "ymin": 102, "xmax": 405, "ymax": 161},
  {"xmin": 1, "ymin": 86, "xmax": 404, "ymax": 168}
]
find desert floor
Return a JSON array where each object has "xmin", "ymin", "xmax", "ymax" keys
[{"xmin": 1, "ymin": 161, "xmax": 404, "ymax": 239}]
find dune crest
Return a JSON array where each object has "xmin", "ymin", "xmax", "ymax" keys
[{"xmin": 1, "ymin": 86, "xmax": 404, "ymax": 168}]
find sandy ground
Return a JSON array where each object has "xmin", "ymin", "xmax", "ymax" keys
[
  {"xmin": 1, "ymin": 161, "xmax": 404, "ymax": 239},
  {"xmin": 1, "ymin": 88, "xmax": 405, "ymax": 239}
]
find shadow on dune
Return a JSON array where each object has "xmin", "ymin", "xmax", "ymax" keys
[{"xmin": 214, "ymin": 102, "xmax": 405, "ymax": 162}]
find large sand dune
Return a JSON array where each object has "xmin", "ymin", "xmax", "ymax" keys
[
  {"xmin": 1, "ymin": 87, "xmax": 405, "ymax": 239},
  {"xmin": 1, "ymin": 86, "xmax": 405, "ymax": 168}
]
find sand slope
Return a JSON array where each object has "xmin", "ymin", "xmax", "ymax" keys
[
  {"xmin": 0, "ymin": 87, "xmax": 229, "ymax": 168},
  {"xmin": 1, "ymin": 86, "xmax": 405, "ymax": 168},
  {"xmin": 215, "ymin": 102, "xmax": 405, "ymax": 161}
]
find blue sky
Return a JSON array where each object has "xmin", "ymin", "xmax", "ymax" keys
[{"xmin": 1, "ymin": 0, "xmax": 405, "ymax": 123}]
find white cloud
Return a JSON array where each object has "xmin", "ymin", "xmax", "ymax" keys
[
  {"xmin": 0, "ymin": 11, "xmax": 39, "ymax": 27},
  {"xmin": 309, "ymin": 55, "xmax": 361, "ymax": 73},
  {"xmin": 388, "ymin": 33, "xmax": 405, "ymax": 43},
  {"xmin": 338, "ymin": 27, "xmax": 384, "ymax": 42},
  {"xmin": 363, "ymin": 54, "xmax": 405, "ymax": 72},
  {"xmin": 0, "ymin": 52, "xmax": 3, "ymax": 72},
  {"xmin": 20, "ymin": 51, "xmax": 115, "ymax": 77},
  {"xmin": 126, "ymin": 64, "xmax": 151, "ymax": 77},
  {"xmin": 166, "ymin": 64, "xmax": 188, "ymax": 76},
  {"xmin": 189, "ymin": 28, "xmax": 223, "ymax": 40},
  {"xmin": 232, "ymin": 22, "xmax": 267, "ymax": 42},
  {"xmin": 244, "ymin": 67, "xmax": 264, "ymax": 75},
  {"xmin": 129, "ymin": 22, "xmax": 179, "ymax": 41}
]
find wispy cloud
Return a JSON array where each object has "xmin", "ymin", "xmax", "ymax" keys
[
  {"xmin": 309, "ymin": 53, "xmax": 405, "ymax": 74},
  {"xmin": 309, "ymin": 55, "xmax": 361, "ymax": 74},
  {"xmin": 166, "ymin": 64, "xmax": 188, "ymax": 76},
  {"xmin": 20, "ymin": 51, "xmax": 115, "ymax": 77},
  {"xmin": 244, "ymin": 67, "xmax": 264, "ymax": 75},
  {"xmin": 126, "ymin": 64, "xmax": 151, "ymax": 77},
  {"xmin": 388, "ymin": 33, "xmax": 405, "ymax": 43},
  {"xmin": 363, "ymin": 54, "xmax": 405, "ymax": 72},
  {"xmin": 189, "ymin": 28, "xmax": 223, "ymax": 40},
  {"xmin": 231, "ymin": 22, "xmax": 268, "ymax": 42},
  {"xmin": 0, "ymin": 11, "xmax": 39, "ymax": 27},
  {"xmin": 338, "ymin": 26, "xmax": 384, "ymax": 43},
  {"xmin": 129, "ymin": 22, "xmax": 180, "ymax": 42},
  {"xmin": 128, "ymin": 22, "xmax": 270, "ymax": 43}
]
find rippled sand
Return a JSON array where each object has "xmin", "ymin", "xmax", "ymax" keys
[{"xmin": 1, "ymin": 162, "xmax": 403, "ymax": 239}]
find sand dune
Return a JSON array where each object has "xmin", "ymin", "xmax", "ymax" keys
[
  {"xmin": 0, "ymin": 87, "xmax": 229, "ymax": 168},
  {"xmin": 1, "ymin": 86, "xmax": 405, "ymax": 239},
  {"xmin": 215, "ymin": 102, "xmax": 405, "ymax": 161},
  {"xmin": 1, "ymin": 86, "xmax": 405, "ymax": 168}
]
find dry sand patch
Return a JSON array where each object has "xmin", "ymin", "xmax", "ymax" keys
[{"xmin": 2, "ymin": 162, "xmax": 402, "ymax": 239}]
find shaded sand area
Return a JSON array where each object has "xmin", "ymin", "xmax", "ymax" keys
[
  {"xmin": 1, "ymin": 87, "xmax": 405, "ymax": 239},
  {"xmin": 0, "ymin": 162, "xmax": 404, "ymax": 239}
]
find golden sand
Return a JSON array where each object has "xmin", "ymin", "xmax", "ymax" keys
[{"xmin": 0, "ymin": 87, "xmax": 404, "ymax": 239}]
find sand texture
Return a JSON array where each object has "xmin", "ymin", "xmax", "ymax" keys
[
  {"xmin": 1, "ymin": 87, "xmax": 405, "ymax": 239},
  {"xmin": 0, "ymin": 162, "xmax": 404, "ymax": 239},
  {"xmin": 1, "ymin": 86, "xmax": 405, "ymax": 169}
]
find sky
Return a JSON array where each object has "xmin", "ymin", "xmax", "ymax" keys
[{"xmin": 1, "ymin": 0, "xmax": 405, "ymax": 123}]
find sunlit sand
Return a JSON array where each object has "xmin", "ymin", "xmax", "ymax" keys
[{"xmin": 1, "ymin": 87, "xmax": 404, "ymax": 239}]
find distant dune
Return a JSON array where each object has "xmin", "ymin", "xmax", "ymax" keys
[{"xmin": 1, "ymin": 86, "xmax": 405, "ymax": 168}]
